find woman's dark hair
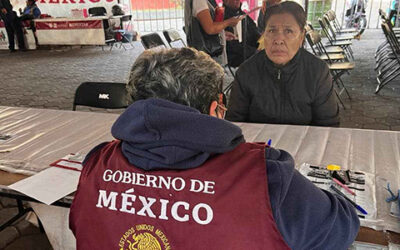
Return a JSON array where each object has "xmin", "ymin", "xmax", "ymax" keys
[
  {"xmin": 111, "ymin": 5, "xmax": 125, "ymax": 16},
  {"xmin": 264, "ymin": 1, "xmax": 306, "ymax": 31}
]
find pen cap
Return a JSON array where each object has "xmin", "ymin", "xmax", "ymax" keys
[{"xmin": 327, "ymin": 164, "xmax": 341, "ymax": 171}]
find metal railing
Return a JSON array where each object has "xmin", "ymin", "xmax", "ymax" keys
[
  {"xmin": 129, "ymin": 0, "xmax": 395, "ymax": 33},
  {"xmin": 309, "ymin": 0, "xmax": 393, "ymax": 29},
  {"xmin": 131, "ymin": 0, "xmax": 184, "ymax": 32}
]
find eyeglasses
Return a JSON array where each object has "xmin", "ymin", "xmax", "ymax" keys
[
  {"xmin": 264, "ymin": 28, "xmax": 301, "ymax": 40},
  {"xmin": 217, "ymin": 103, "xmax": 227, "ymax": 119}
]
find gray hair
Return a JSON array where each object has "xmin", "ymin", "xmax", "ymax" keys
[{"xmin": 127, "ymin": 47, "xmax": 225, "ymax": 114}]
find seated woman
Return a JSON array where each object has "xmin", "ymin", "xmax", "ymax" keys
[
  {"xmin": 19, "ymin": 0, "xmax": 40, "ymax": 20},
  {"xmin": 226, "ymin": 1, "xmax": 339, "ymax": 126},
  {"xmin": 184, "ymin": 0, "xmax": 241, "ymax": 64},
  {"xmin": 19, "ymin": 0, "xmax": 40, "ymax": 44}
]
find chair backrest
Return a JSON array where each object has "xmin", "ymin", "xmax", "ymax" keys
[
  {"xmin": 119, "ymin": 14, "xmax": 132, "ymax": 31},
  {"xmin": 318, "ymin": 17, "xmax": 334, "ymax": 43},
  {"xmin": 305, "ymin": 29, "xmax": 335, "ymax": 62},
  {"xmin": 141, "ymin": 33, "xmax": 167, "ymax": 49},
  {"xmin": 121, "ymin": 14, "xmax": 132, "ymax": 22},
  {"xmin": 73, "ymin": 82, "xmax": 129, "ymax": 111},
  {"xmin": 162, "ymin": 29, "xmax": 187, "ymax": 48},
  {"xmin": 382, "ymin": 21, "xmax": 400, "ymax": 54},
  {"xmin": 323, "ymin": 14, "xmax": 337, "ymax": 39},
  {"xmin": 327, "ymin": 10, "xmax": 341, "ymax": 32},
  {"xmin": 88, "ymin": 7, "xmax": 107, "ymax": 16}
]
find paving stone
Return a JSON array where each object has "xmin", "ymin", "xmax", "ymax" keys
[
  {"xmin": 0, "ymin": 198, "xmax": 17, "ymax": 208},
  {"xmin": 0, "ymin": 207, "xmax": 19, "ymax": 225},
  {"xmin": 4, "ymin": 234, "xmax": 53, "ymax": 250},
  {"xmin": 0, "ymin": 227, "xmax": 19, "ymax": 249},
  {"xmin": 363, "ymin": 122, "xmax": 391, "ymax": 131},
  {"xmin": 15, "ymin": 220, "xmax": 41, "ymax": 236}
]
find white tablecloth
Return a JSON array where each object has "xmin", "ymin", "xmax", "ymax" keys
[
  {"xmin": 1, "ymin": 106, "xmax": 399, "ymax": 249},
  {"xmin": 35, "ymin": 17, "xmax": 107, "ymax": 45}
]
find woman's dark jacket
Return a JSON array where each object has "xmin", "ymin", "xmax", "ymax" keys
[{"xmin": 226, "ymin": 48, "xmax": 340, "ymax": 126}]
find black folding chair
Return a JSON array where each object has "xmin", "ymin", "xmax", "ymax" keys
[
  {"xmin": 141, "ymin": 33, "xmax": 168, "ymax": 49},
  {"xmin": 318, "ymin": 18, "xmax": 354, "ymax": 60},
  {"xmin": 163, "ymin": 29, "xmax": 186, "ymax": 48},
  {"xmin": 112, "ymin": 15, "xmax": 135, "ymax": 50},
  {"xmin": 325, "ymin": 10, "xmax": 358, "ymax": 35},
  {"xmin": 73, "ymin": 82, "xmax": 129, "ymax": 111},
  {"xmin": 88, "ymin": 7, "xmax": 107, "ymax": 16},
  {"xmin": 306, "ymin": 30, "xmax": 355, "ymax": 109},
  {"xmin": 375, "ymin": 22, "xmax": 400, "ymax": 93}
]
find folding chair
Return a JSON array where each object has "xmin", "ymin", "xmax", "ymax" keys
[
  {"xmin": 318, "ymin": 18, "xmax": 354, "ymax": 59},
  {"xmin": 140, "ymin": 33, "xmax": 168, "ymax": 49},
  {"xmin": 88, "ymin": 7, "xmax": 107, "ymax": 16},
  {"xmin": 375, "ymin": 23, "xmax": 400, "ymax": 93},
  {"xmin": 379, "ymin": 9, "xmax": 400, "ymax": 33},
  {"xmin": 322, "ymin": 15, "xmax": 355, "ymax": 40},
  {"xmin": 112, "ymin": 15, "xmax": 135, "ymax": 50},
  {"xmin": 163, "ymin": 29, "xmax": 186, "ymax": 48},
  {"xmin": 326, "ymin": 10, "xmax": 358, "ymax": 34},
  {"xmin": 305, "ymin": 24, "xmax": 348, "ymax": 61},
  {"xmin": 72, "ymin": 82, "xmax": 129, "ymax": 111},
  {"xmin": 306, "ymin": 30, "xmax": 355, "ymax": 108}
]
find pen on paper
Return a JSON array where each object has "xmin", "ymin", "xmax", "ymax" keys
[
  {"xmin": 330, "ymin": 185, "xmax": 368, "ymax": 215},
  {"xmin": 331, "ymin": 171, "xmax": 346, "ymax": 184},
  {"xmin": 332, "ymin": 178, "xmax": 356, "ymax": 196}
]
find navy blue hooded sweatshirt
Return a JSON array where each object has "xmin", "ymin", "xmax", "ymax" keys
[{"xmin": 86, "ymin": 98, "xmax": 359, "ymax": 249}]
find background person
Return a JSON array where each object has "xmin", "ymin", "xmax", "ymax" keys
[
  {"xmin": 19, "ymin": 0, "xmax": 40, "ymax": 19},
  {"xmin": 70, "ymin": 47, "xmax": 359, "ymax": 249},
  {"xmin": 223, "ymin": 0, "xmax": 261, "ymax": 67},
  {"xmin": 226, "ymin": 1, "xmax": 340, "ymax": 126},
  {"xmin": 388, "ymin": 0, "xmax": 399, "ymax": 25},
  {"xmin": 184, "ymin": 0, "xmax": 241, "ymax": 64},
  {"xmin": 0, "ymin": 0, "xmax": 26, "ymax": 52},
  {"xmin": 257, "ymin": 0, "xmax": 282, "ymax": 33},
  {"xmin": 19, "ymin": 0, "xmax": 40, "ymax": 44}
]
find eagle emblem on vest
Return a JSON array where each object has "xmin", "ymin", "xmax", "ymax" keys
[{"xmin": 127, "ymin": 233, "xmax": 161, "ymax": 250}]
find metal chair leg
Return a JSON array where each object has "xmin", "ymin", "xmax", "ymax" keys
[
  {"xmin": 0, "ymin": 199, "xmax": 33, "ymax": 232},
  {"xmin": 334, "ymin": 89, "xmax": 346, "ymax": 109}
]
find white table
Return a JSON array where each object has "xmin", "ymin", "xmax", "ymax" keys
[
  {"xmin": 34, "ymin": 17, "xmax": 108, "ymax": 45},
  {"xmin": 1, "ymin": 106, "xmax": 399, "ymax": 249}
]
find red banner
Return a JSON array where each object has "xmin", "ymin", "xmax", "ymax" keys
[{"xmin": 35, "ymin": 20, "xmax": 102, "ymax": 30}]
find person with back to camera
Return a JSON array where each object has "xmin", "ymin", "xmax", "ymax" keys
[
  {"xmin": 69, "ymin": 47, "xmax": 359, "ymax": 250},
  {"xmin": 226, "ymin": 1, "xmax": 340, "ymax": 126},
  {"xmin": 223, "ymin": 0, "xmax": 261, "ymax": 67},
  {"xmin": 184, "ymin": 0, "xmax": 241, "ymax": 64}
]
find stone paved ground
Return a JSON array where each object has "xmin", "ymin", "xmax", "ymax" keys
[
  {"xmin": 339, "ymin": 30, "xmax": 400, "ymax": 130},
  {"xmin": 1, "ymin": 29, "xmax": 400, "ymax": 249}
]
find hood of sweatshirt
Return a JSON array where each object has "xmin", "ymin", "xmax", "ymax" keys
[{"xmin": 111, "ymin": 98, "xmax": 244, "ymax": 171}]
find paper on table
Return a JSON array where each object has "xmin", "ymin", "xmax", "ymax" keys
[{"xmin": 8, "ymin": 167, "xmax": 81, "ymax": 205}]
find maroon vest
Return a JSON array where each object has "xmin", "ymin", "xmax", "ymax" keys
[{"xmin": 70, "ymin": 140, "xmax": 290, "ymax": 250}]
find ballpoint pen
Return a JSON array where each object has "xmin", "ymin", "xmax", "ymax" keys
[
  {"xmin": 332, "ymin": 177, "xmax": 356, "ymax": 196},
  {"xmin": 267, "ymin": 139, "xmax": 272, "ymax": 147},
  {"xmin": 330, "ymin": 185, "xmax": 368, "ymax": 215}
]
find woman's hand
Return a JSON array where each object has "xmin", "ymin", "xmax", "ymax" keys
[
  {"xmin": 225, "ymin": 16, "xmax": 243, "ymax": 27},
  {"xmin": 225, "ymin": 31, "xmax": 237, "ymax": 41}
]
